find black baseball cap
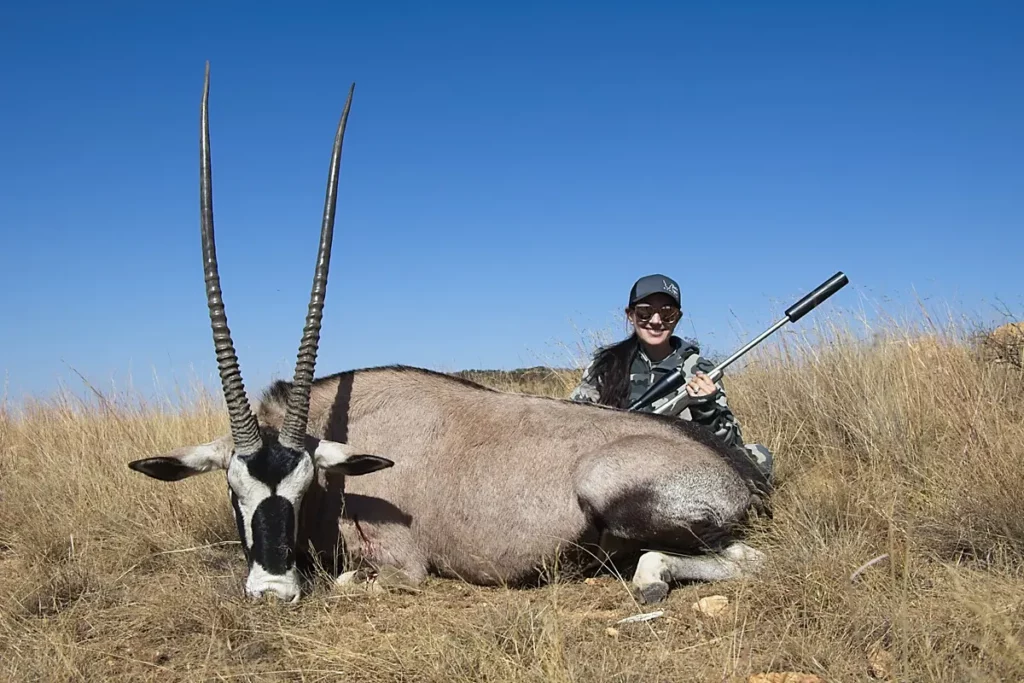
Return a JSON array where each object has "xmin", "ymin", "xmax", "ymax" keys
[{"xmin": 628, "ymin": 274, "xmax": 681, "ymax": 307}]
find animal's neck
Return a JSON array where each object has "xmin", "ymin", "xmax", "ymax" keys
[{"xmin": 295, "ymin": 466, "xmax": 349, "ymax": 574}]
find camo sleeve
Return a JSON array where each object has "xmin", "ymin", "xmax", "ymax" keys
[
  {"xmin": 680, "ymin": 355, "xmax": 746, "ymax": 450},
  {"xmin": 568, "ymin": 360, "xmax": 600, "ymax": 404}
]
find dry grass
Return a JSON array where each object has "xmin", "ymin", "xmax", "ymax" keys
[
  {"xmin": 2, "ymin": 313, "xmax": 1024, "ymax": 682},
  {"xmin": 453, "ymin": 366, "xmax": 581, "ymax": 398}
]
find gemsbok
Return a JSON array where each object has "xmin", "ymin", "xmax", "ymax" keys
[{"xmin": 128, "ymin": 64, "xmax": 773, "ymax": 605}]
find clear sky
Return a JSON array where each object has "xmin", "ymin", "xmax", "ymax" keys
[{"xmin": 1, "ymin": 1, "xmax": 1022, "ymax": 401}]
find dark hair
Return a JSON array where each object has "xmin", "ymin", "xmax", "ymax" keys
[{"xmin": 587, "ymin": 333, "xmax": 641, "ymax": 408}]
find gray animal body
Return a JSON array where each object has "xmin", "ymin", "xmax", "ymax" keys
[
  {"xmin": 261, "ymin": 364, "xmax": 771, "ymax": 601},
  {"xmin": 128, "ymin": 65, "xmax": 771, "ymax": 605}
]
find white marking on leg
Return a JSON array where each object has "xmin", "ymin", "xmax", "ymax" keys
[
  {"xmin": 632, "ymin": 542, "xmax": 767, "ymax": 598},
  {"xmin": 632, "ymin": 551, "xmax": 671, "ymax": 603},
  {"xmin": 335, "ymin": 570, "xmax": 362, "ymax": 586},
  {"xmin": 633, "ymin": 551, "xmax": 669, "ymax": 586},
  {"xmin": 720, "ymin": 541, "xmax": 767, "ymax": 571},
  {"xmin": 333, "ymin": 568, "xmax": 385, "ymax": 595}
]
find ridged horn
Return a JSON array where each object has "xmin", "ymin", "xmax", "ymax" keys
[
  {"xmin": 279, "ymin": 83, "xmax": 355, "ymax": 451},
  {"xmin": 199, "ymin": 62, "xmax": 263, "ymax": 456}
]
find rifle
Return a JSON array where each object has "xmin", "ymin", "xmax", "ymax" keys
[{"xmin": 627, "ymin": 271, "xmax": 849, "ymax": 415}]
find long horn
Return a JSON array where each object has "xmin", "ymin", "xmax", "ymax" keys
[
  {"xmin": 279, "ymin": 83, "xmax": 355, "ymax": 451},
  {"xmin": 200, "ymin": 62, "xmax": 263, "ymax": 456}
]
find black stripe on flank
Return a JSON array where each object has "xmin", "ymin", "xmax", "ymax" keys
[{"xmin": 250, "ymin": 496, "xmax": 296, "ymax": 575}]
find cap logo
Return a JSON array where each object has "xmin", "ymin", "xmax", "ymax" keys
[{"xmin": 662, "ymin": 279, "xmax": 679, "ymax": 297}]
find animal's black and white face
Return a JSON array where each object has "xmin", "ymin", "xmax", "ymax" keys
[
  {"xmin": 226, "ymin": 436, "xmax": 313, "ymax": 602},
  {"xmin": 129, "ymin": 432, "xmax": 393, "ymax": 603},
  {"xmin": 132, "ymin": 64, "xmax": 366, "ymax": 604}
]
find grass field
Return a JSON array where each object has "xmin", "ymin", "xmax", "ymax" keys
[{"xmin": 2, "ymin": 312, "xmax": 1023, "ymax": 682}]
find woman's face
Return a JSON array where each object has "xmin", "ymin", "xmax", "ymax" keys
[{"xmin": 627, "ymin": 293, "xmax": 681, "ymax": 347}]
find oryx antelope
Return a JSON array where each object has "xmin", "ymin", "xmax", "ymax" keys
[{"xmin": 128, "ymin": 65, "xmax": 773, "ymax": 605}]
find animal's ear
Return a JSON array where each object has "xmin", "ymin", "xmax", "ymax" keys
[
  {"xmin": 313, "ymin": 440, "xmax": 394, "ymax": 476},
  {"xmin": 128, "ymin": 436, "xmax": 233, "ymax": 482}
]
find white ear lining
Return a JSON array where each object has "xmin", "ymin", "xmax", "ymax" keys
[
  {"xmin": 178, "ymin": 435, "xmax": 234, "ymax": 472},
  {"xmin": 312, "ymin": 439, "xmax": 358, "ymax": 468}
]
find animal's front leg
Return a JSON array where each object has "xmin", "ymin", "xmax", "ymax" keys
[
  {"xmin": 335, "ymin": 567, "xmax": 383, "ymax": 593},
  {"xmin": 334, "ymin": 516, "xmax": 428, "ymax": 595},
  {"xmin": 334, "ymin": 564, "xmax": 425, "ymax": 595},
  {"xmin": 631, "ymin": 542, "xmax": 767, "ymax": 603}
]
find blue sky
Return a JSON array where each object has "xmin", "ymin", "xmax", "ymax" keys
[{"xmin": 1, "ymin": 1, "xmax": 1021, "ymax": 400}]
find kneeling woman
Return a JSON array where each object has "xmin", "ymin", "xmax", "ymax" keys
[{"xmin": 569, "ymin": 273, "xmax": 773, "ymax": 480}]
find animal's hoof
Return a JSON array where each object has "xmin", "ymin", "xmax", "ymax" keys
[
  {"xmin": 636, "ymin": 581, "xmax": 669, "ymax": 604},
  {"xmin": 335, "ymin": 568, "xmax": 375, "ymax": 586},
  {"xmin": 723, "ymin": 542, "xmax": 767, "ymax": 575},
  {"xmin": 334, "ymin": 568, "xmax": 383, "ymax": 595}
]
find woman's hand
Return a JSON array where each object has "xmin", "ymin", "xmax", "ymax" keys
[{"xmin": 685, "ymin": 371, "xmax": 718, "ymax": 399}]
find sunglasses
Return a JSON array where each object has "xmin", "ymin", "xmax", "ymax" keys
[{"xmin": 632, "ymin": 303, "xmax": 681, "ymax": 325}]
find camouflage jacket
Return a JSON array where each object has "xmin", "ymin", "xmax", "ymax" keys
[{"xmin": 569, "ymin": 336, "xmax": 746, "ymax": 450}]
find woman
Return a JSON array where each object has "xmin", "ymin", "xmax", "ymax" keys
[{"xmin": 569, "ymin": 273, "xmax": 773, "ymax": 480}]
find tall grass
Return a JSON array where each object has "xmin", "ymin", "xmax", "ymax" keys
[{"xmin": 1, "ymin": 311, "xmax": 1022, "ymax": 681}]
